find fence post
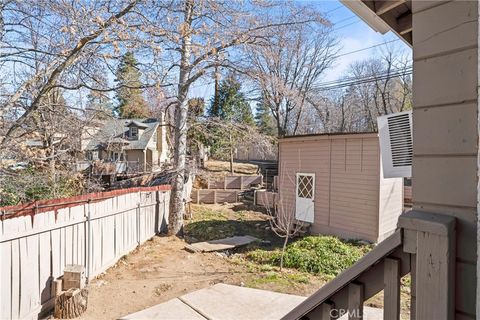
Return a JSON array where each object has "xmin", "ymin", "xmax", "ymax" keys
[
  {"xmin": 164, "ymin": 193, "xmax": 167, "ymax": 231},
  {"xmin": 154, "ymin": 190, "xmax": 160, "ymax": 235},
  {"xmin": 0, "ymin": 210, "xmax": 4, "ymax": 234},
  {"xmin": 136, "ymin": 201, "xmax": 141, "ymax": 246},
  {"xmin": 86, "ymin": 199, "xmax": 91, "ymax": 282}
]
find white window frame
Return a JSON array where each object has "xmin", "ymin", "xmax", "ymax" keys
[
  {"xmin": 88, "ymin": 151, "xmax": 99, "ymax": 161},
  {"xmin": 130, "ymin": 127, "xmax": 138, "ymax": 139}
]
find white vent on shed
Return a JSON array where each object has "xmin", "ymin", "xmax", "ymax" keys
[{"xmin": 377, "ymin": 110, "xmax": 412, "ymax": 178}]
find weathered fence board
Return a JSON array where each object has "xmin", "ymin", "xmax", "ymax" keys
[
  {"xmin": 404, "ymin": 186, "xmax": 412, "ymax": 204},
  {"xmin": 191, "ymin": 189, "xmax": 239, "ymax": 204},
  {"xmin": 207, "ymin": 175, "xmax": 262, "ymax": 190},
  {"xmin": 255, "ymin": 190, "xmax": 277, "ymax": 209},
  {"xmin": 0, "ymin": 186, "xmax": 170, "ymax": 320}
]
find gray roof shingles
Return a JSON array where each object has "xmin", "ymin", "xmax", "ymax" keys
[{"xmin": 86, "ymin": 118, "xmax": 158, "ymax": 151}]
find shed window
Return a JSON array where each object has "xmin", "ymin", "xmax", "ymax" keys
[{"xmin": 297, "ymin": 175, "xmax": 314, "ymax": 199}]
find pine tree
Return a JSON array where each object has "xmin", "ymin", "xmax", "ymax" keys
[
  {"xmin": 255, "ymin": 102, "xmax": 276, "ymax": 136},
  {"xmin": 207, "ymin": 74, "xmax": 254, "ymax": 125},
  {"xmin": 206, "ymin": 74, "xmax": 256, "ymax": 172},
  {"xmin": 114, "ymin": 52, "xmax": 149, "ymax": 118}
]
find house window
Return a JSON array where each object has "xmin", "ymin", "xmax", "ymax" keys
[
  {"xmin": 88, "ymin": 151, "xmax": 99, "ymax": 161},
  {"xmin": 111, "ymin": 152, "xmax": 124, "ymax": 161},
  {"xmin": 130, "ymin": 127, "xmax": 138, "ymax": 139}
]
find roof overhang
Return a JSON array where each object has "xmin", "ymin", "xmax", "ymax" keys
[{"xmin": 340, "ymin": 0, "xmax": 412, "ymax": 47}]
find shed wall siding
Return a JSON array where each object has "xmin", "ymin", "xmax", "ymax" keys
[
  {"xmin": 377, "ymin": 162, "xmax": 403, "ymax": 242},
  {"xmin": 278, "ymin": 134, "xmax": 382, "ymax": 242},
  {"xmin": 411, "ymin": 1, "xmax": 478, "ymax": 318}
]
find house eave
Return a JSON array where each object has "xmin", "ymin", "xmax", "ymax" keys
[{"xmin": 340, "ymin": 0, "xmax": 412, "ymax": 47}]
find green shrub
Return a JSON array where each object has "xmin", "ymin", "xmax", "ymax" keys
[{"xmin": 246, "ymin": 236, "xmax": 371, "ymax": 277}]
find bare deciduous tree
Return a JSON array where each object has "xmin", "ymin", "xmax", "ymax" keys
[
  {"xmin": 148, "ymin": 0, "xmax": 326, "ymax": 235},
  {"xmin": 308, "ymin": 46, "xmax": 412, "ymax": 134},
  {"xmin": 263, "ymin": 163, "xmax": 309, "ymax": 271},
  {"xmin": 244, "ymin": 8, "xmax": 338, "ymax": 137}
]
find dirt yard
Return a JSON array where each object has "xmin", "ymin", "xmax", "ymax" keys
[
  {"xmin": 79, "ymin": 204, "xmax": 323, "ymax": 320},
  {"xmin": 78, "ymin": 203, "xmax": 410, "ymax": 319}
]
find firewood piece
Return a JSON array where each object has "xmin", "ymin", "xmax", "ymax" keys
[{"xmin": 54, "ymin": 288, "xmax": 88, "ymax": 319}]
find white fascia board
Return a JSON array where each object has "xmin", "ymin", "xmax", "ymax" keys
[{"xmin": 340, "ymin": 0, "xmax": 392, "ymax": 34}]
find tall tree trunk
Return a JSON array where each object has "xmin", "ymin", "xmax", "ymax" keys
[
  {"xmin": 229, "ymin": 132, "xmax": 234, "ymax": 174},
  {"xmin": 168, "ymin": 0, "xmax": 193, "ymax": 236},
  {"xmin": 212, "ymin": 61, "xmax": 220, "ymax": 116}
]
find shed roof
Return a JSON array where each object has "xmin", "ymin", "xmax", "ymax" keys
[
  {"xmin": 85, "ymin": 118, "xmax": 158, "ymax": 151},
  {"xmin": 279, "ymin": 131, "xmax": 378, "ymax": 143}
]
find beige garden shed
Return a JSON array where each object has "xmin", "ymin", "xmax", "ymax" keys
[{"xmin": 278, "ymin": 132, "xmax": 403, "ymax": 243}]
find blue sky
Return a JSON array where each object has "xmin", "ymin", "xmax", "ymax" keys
[{"xmin": 190, "ymin": 0, "xmax": 412, "ymax": 99}]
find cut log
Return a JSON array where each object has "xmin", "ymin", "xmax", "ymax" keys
[{"xmin": 54, "ymin": 288, "xmax": 88, "ymax": 319}]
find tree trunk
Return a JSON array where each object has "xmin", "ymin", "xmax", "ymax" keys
[
  {"xmin": 280, "ymin": 235, "xmax": 289, "ymax": 271},
  {"xmin": 168, "ymin": 0, "xmax": 193, "ymax": 236},
  {"xmin": 54, "ymin": 288, "xmax": 88, "ymax": 319},
  {"xmin": 229, "ymin": 132, "xmax": 234, "ymax": 174}
]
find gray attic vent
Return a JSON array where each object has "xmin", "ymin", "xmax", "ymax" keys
[{"xmin": 377, "ymin": 110, "xmax": 412, "ymax": 178}]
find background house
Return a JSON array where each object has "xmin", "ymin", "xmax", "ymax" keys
[
  {"xmin": 80, "ymin": 117, "xmax": 169, "ymax": 174},
  {"xmin": 278, "ymin": 132, "xmax": 403, "ymax": 243}
]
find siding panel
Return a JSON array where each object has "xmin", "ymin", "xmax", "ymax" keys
[{"xmin": 277, "ymin": 134, "xmax": 401, "ymax": 243}]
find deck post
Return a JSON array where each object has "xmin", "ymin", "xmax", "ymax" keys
[
  {"xmin": 410, "ymin": 254, "xmax": 416, "ymax": 320},
  {"xmin": 383, "ymin": 258, "xmax": 400, "ymax": 320},
  {"xmin": 347, "ymin": 283, "xmax": 363, "ymax": 320},
  {"xmin": 398, "ymin": 211, "xmax": 456, "ymax": 320},
  {"xmin": 306, "ymin": 302, "xmax": 333, "ymax": 320}
]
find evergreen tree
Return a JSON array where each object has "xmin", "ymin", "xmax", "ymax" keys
[
  {"xmin": 208, "ymin": 74, "xmax": 254, "ymax": 125},
  {"xmin": 255, "ymin": 102, "xmax": 276, "ymax": 136},
  {"xmin": 114, "ymin": 52, "xmax": 149, "ymax": 118},
  {"xmin": 206, "ymin": 74, "xmax": 257, "ymax": 172}
]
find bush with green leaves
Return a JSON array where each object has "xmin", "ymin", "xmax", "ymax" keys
[{"xmin": 246, "ymin": 236, "xmax": 372, "ymax": 277}]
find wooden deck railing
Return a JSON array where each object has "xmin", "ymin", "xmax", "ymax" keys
[{"xmin": 283, "ymin": 211, "xmax": 455, "ymax": 320}]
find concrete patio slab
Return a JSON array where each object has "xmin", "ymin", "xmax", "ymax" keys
[
  {"xmin": 120, "ymin": 298, "xmax": 205, "ymax": 320},
  {"xmin": 121, "ymin": 283, "xmax": 383, "ymax": 320},
  {"xmin": 180, "ymin": 283, "xmax": 305, "ymax": 319}
]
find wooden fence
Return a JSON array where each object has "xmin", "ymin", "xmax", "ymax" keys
[
  {"xmin": 207, "ymin": 175, "xmax": 263, "ymax": 190},
  {"xmin": 191, "ymin": 189, "xmax": 239, "ymax": 204},
  {"xmin": 404, "ymin": 186, "xmax": 412, "ymax": 205},
  {"xmin": 254, "ymin": 190, "xmax": 277, "ymax": 209},
  {"xmin": 0, "ymin": 185, "xmax": 170, "ymax": 320}
]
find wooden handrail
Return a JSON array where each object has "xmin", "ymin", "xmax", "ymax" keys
[{"xmin": 283, "ymin": 211, "xmax": 456, "ymax": 320}]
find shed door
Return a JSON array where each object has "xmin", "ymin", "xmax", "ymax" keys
[{"xmin": 295, "ymin": 173, "xmax": 315, "ymax": 223}]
